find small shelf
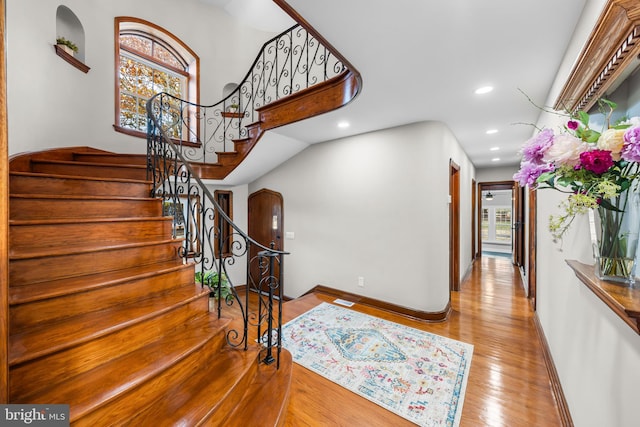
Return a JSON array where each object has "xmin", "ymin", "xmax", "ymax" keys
[
  {"xmin": 54, "ymin": 44, "xmax": 90, "ymax": 73},
  {"xmin": 566, "ymin": 260, "xmax": 640, "ymax": 334},
  {"xmin": 221, "ymin": 111, "xmax": 243, "ymax": 119}
]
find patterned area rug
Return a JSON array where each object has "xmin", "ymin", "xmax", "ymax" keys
[{"xmin": 281, "ymin": 302, "xmax": 473, "ymax": 426}]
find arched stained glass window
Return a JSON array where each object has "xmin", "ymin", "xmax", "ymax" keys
[{"xmin": 115, "ymin": 18, "xmax": 199, "ymax": 142}]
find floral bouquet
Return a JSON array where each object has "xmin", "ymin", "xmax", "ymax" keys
[{"xmin": 513, "ymin": 99, "xmax": 640, "ymax": 282}]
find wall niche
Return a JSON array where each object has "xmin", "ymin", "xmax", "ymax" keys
[{"xmin": 55, "ymin": 5, "xmax": 89, "ymax": 72}]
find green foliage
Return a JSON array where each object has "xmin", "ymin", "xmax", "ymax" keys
[
  {"xmin": 195, "ymin": 270, "xmax": 232, "ymax": 300},
  {"xmin": 56, "ymin": 37, "xmax": 78, "ymax": 53}
]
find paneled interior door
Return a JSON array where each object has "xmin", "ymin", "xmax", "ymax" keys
[{"xmin": 248, "ymin": 189, "xmax": 283, "ymax": 294}]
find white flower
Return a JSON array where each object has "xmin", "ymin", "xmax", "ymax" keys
[
  {"xmin": 597, "ymin": 128, "xmax": 626, "ymax": 160},
  {"xmin": 542, "ymin": 134, "xmax": 587, "ymax": 166}
]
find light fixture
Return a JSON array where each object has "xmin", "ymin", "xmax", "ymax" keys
[
  {"xmin": 474, "ymin": 86, "xmax": 494, "ymax": 95},
  {"xmin": 490, "ymin": 146, "xmax": 500, "ymax": 151},
  {"xmin": 491, "ymin": 157, "xmax": 500, "ymax": 162},
  {"xmin": 338, "ymin": 121, "xmax": 350, "ymax": 129},
  {"xmin": 485, "ymin": 192, "xmax": 494, "ymax": 201},
  {"xmin": 486, "ymin": 129, "xmax": 498, "ymax": 134}
]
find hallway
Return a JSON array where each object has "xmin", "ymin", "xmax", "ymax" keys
[{"xmin": 281, "ymin": 256, "xmax": 565, "ymax": 426}]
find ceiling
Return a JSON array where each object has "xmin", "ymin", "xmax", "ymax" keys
[{"xmin": 205, "ymin": 0, "xmax": 588, "ymax": 170}]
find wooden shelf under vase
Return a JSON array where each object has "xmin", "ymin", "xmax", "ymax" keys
[
  {"xmin": 54, "ymin": 44, "xmax": 90, "ymax": 73},
  {"xmin": 221, "ymin": 111, "xmax": 243, "ymax": 119},
  {"xmin": 566, "ymin": 260, "xmax": 640, "ymax": 334}
]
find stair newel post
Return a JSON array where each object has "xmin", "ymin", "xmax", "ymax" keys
[
  {"xmin": 277, "ymin": 251, "xmax": 283, "ymax": 369},
  {"xmin": 261, "ymin": 242, "xmax": 277, "ymax": 365},
  {"xmin": 216, "ymin": 203, "xmax": 224, "ymax": 319}
]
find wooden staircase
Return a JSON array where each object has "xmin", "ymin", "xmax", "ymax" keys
[{"xmin": 7, "ymin": 147, "xmax": 291, "ymax": 426}]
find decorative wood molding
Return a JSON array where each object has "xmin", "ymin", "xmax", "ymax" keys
[
  {"xmin": 54, "ymin": 44, "xmax": 90, "ymax": 73},
  {"xmin": 304, "ymin": 285, "xmax": 451, "ymax": 322},
  {"xmin": 566, "ymin": 260, "xmax": 640, "ymax": 334},
  {"xmin": 1, "ymin": 0, "xmax": 9, "ymax": 403},
  {"xmin": 533, "ymin": 314, "xmax": 574, "ymax": 426},
  {"xmin": 555, "ymin": 0, "xmax": 640, "ymax": 112}
]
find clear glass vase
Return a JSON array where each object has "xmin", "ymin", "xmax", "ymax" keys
[{"xmin": 593, "ymin": 190, "xmax": 640, "ymax": 285}]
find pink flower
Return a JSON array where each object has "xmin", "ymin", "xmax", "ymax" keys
[
  {"xmin": 579, "ymin": 149, "xmax": 613, "ymax": 175},
  {"xmin": 567, "ymin": 120, "xmax": 579, "ymax": 130},
  {"xmin": 621, "ymin": 126, "xmax": 640, "ymax": 162},
  {"xmin": 513, "ymin": 161, "xmax": 553, "ymax": 187},
  {"xmin": 542, "ymin": 134, "xmax": 587, "ymax": 167},
  {"xmin": 521, "ymin": 128, "xmax": 553, "ymax": 164}
]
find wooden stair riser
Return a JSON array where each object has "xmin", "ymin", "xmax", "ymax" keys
[
  {"xmin": 10, "ymin": 172, "xmax": 151, "ymax": 198},
  {"xmin": 10, "ymin": 297, "xmax": 213, "ymax": 402},
  {"xmin": 10, "ymin": 196, "xmax": 162, "ymax": 220},
  {"xmin": 31, "ymin": 160, "xmax": 148, "ymax": 181},
  {"xmin": 72, "ymin": 153, "xmax": 147, "ymax": 165},
  {"xmin": 77, "ymin": 346, "xmax": 258, "ymax": 426},
  {"xmin": 10, "ymin": 240, "xmax": 184, "ymax": 286},
  {"xmin": 10, "ymin": 266, "xmax": 195, "ymax": 333},
  {"xmin": 9, "ymin": 284, "xmax": 210, "ymax": 366},
  {"xmin": 10, "ymin": 218, "xmax": 173, "ymax": 255}
]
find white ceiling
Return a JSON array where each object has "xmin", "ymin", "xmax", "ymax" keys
[{"xmin": 205, "ymin": 0, "xmax": 588, "ymax": 170}]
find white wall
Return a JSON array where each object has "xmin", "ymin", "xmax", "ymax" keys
[
  {"xmin": 476, "ymin": 164, "xmax": 518, "ymax": 183},
  {"xmin": 6, "ymin": 0, "xmax": 277, "ymax": 156},
  {"xmin": 535, "ymin": 0, "xmax": 640, "ymax": 425},
  {"xmin": 249, "ymin": 121, "xmax": 475, "ymax": 313}
]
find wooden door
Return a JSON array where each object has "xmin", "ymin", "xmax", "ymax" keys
[{"xmin": 248, "ymin": 189, "xmax": 283, "ymax": 293}]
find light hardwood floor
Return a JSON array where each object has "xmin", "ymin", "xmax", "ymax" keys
[{"xmin": 278, "ymin": 255, "xmax": 564, "ymax": 427}]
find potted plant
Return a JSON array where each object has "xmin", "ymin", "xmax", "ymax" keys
[
  {"xmin": 56, "ymin": 37, "xmax": 78, "ymax": 56},
  {"xmin": 195, "ymin": 270, "xmax": 232, "ymax": 310},
  {"xmin": 228, "ymin": 103, "xmax": 239, "ymax": 113}
]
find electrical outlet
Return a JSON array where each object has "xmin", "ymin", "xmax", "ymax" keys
[{"xmin": 358, "ymin": 276, "xmax": 364, "ymax": 287}]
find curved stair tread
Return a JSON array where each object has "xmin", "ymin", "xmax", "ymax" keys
[
  {"xmin": 9, "ymin": 235, "xmax": 179, "ymax": 260},
  {"xmin": 9, "ymin": 259, "xmax": 191, "ymax": 305},
  {"xmin": 9, "ymin": 283, "xmax": 209, "ymax": 365},
  {"xmin": 123, "ymin": 347, "xmax": 262, "ymax": 427},
  {"xmin": 220, "ymin": 348, "xmax": 293, "ymax": 427},
  {"xmin": 10, "ymin": 170, "xmax": 152, "ymax": 185},
  {"xmin": 21, "ymin": 314, "xmax": 231, "ymax": 422}
]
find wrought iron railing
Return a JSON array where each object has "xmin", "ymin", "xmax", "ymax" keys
[
  {"xmin": 145, "ymin": 24, "xmax": 350, "ymax": 368},
  {"xmin": 146, "ymin": 112, "xmax": 288, "ymax": 367},
  {"xmin": 155, "ymin": 24, "xmax": 346, "ymax": 164}
]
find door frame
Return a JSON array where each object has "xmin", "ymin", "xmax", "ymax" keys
[
  {"xmin": 449, "ymin": 160, "xmax": 460, "ymax": 291},
  {"xmin": 476, "ymin": 180, "xmax": 516, "ymax": 259}
]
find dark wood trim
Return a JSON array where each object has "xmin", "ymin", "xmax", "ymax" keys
[
  {"xmin": 555, "ymin": 0, "xmax": 640, "ymax": 112},
  {"xmin": 304, "ymin": 285, "xmax": 451, "ymax": 322},
  {"xmin": 533, "ymin": 314, "xmax": 574, "ymax": 426},
  {"xmin": 449, "ymin": 160, "xmax": 460, "ymax": 292},
  {"xmin": 54, "ymin": 45, "xmax": 90, "ymax": 73},
  {"xmin": 477, "ymin": 180, "xmax": 517, "ymax": 259},
  {"xmin": 471, "ymin": 178, "xmax": 476, "ymax": 261},
  {"xmin": 1, "ymin": 0, "xmax": 8, "ymax": 403},
  {"xmin": 528, "ymin": 189, "xmax": 537, "ymax": 310},
  {"xmin": 566, "ymin": 260, "xmax": 640, "ymax": 334}
]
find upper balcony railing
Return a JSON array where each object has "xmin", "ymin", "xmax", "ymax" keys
[{"xmin": 155, "ymin": 24, "xmax": 348, "ymax": 166}]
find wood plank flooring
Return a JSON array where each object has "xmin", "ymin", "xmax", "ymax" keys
[{"xmin": 276, "ymin": 255, "xmax": 563, "ymax": 427}]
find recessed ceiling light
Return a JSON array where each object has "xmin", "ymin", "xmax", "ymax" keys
[
  {"xmin": 490, "ymin": 146, "xmax": 500, "ymax": 151},
  {"xmin": 474, "ymin": 86, "xmax": 494, "ymax": 95},
  {"xmin": 338, "ymin": 121, "xmax": 350, "ymax": 129},
  {"xmin": 491, "ymin": 157, "xmax": 501, "ymax": 162},
  {"xmin": 486, "ymin": 129, "xmax": 498, "ymax": 134}
]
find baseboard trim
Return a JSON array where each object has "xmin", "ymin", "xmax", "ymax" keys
[
  {"xmin": 304, "ymin": 285, "xmax": 450, "ymax": 322},
  {"xmin": 533, "ymin": 313, "xmax": 574, "ymax": 426}
]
